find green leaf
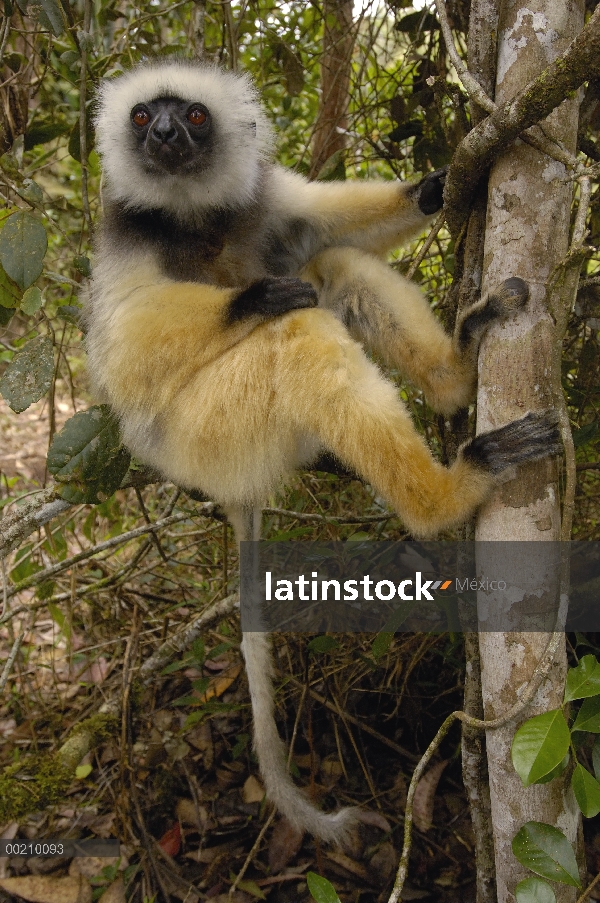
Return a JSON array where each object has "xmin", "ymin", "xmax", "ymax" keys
[
  {"xmin": 572, "ymin": 764, "xmax": 600, "ymax": 817},
  {"xmin": 56, "ymin": 305, "xmax": 82, "ymax": 326},
  {"xmin": 515, "ymin": 877, "xmax": 556, "ymax": 903},
  {"xmin": 535, "ymin": 753, "xmax": 570, "ymax": 784},
  {"xmin": 315, "ymin": 149, "xmax": 346, "ymax": 182},
  {"xmin": 46, "ymin": 404, "xmax": 131, "ymax": 504},
  {"xmin": 511, "ymin": 710, "xmax": 571, "ymax": 786},
  {"xmin": 73, "ymin": 255, "xmax": 92, "ymax": 277},
  {"xmin": 0, "ymin": 263, "xmax": 21, "ymax": 309},
  {"xmin": 39, "ymin": 0, "xmax": 64, "ymax": 35},
  {"xmin": 18, "ymin": 179, "xmax": 44, "ymax": 206},
  {"xmin": 20, "ymin": 285, "xmax": 42, "ymax": 315},
  {"xmin": 307, "ymin": 636, "xmax": 339, "ymax": 654},
  {"xmin": 0, "ymin": 335, "xmax": 53, "ymax": 413},
  {"xmin": 564, "ymin": 655, "xmax": 600, "ymax": 702},
  {"xmin": 0, "ymin": 305, "xmax": 13, "ymax": 326},
  {"xmin": 306, "ymin": 873, "xmax": 341, "ymax": 903},
  {"xmin": 512, "ymin": 822, "xmax": 581, "ymax": 888},
  {"xmin": 371, "ymin": 632, "xmax": 393, "ymax": 660},
  {"xmin": 191, "ymin": 638, "xmax": 206, "ymax": 666},
  {"xmin": 68, "ymin": 117, "xmax": 95, "ymax": 163},
  {"xmin": 573, "ymin": 422, "xmax": 599, "ymax": 448},
  {"xmin": 0, "ymin": 211, "xmax": 47, "ymax": 289},
  {"xmin": 235, "ymin": 880, "xmax": 266, "ymax": 900},
  {"xmin": 75, "ymin": 763, "xmax": 93, "ymax": 779},
  {"xmin": 573, "ymin": 695, "xmax": 600, "ymax": 732},
  {"xmin": 25, "ymin": 121, "xmax": 70, "ymax": 150},
  {"xmin": 10, "ymin": 544, "xmax": 41, "ymax": 582}
]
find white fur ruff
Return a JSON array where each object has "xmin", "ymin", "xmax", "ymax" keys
[{"xmin": 95, "ymin": 60, "xmax": 273, "ymax": 216}]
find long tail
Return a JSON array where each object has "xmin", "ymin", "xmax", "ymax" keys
[
  {"xmin": 241, "ymin": 630, "xmax": 356, "ymax": 842},
  {"xmin": 229, "ymin": 505, "xmax": 356, "ymax": 843}
]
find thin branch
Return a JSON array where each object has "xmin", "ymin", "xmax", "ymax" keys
[
  {"xmin": 5, "ymin": 506, "xmax": 215, "ymax": 600},
  {"xmin": 263, "ymin": 507, "xmax": 391, "ymax": 524},
  {"xmin": 561, "ymin": 175, "xmax": 592, "ymax": 542},
  {"xmin": 444, "ymin": 4, "xmax": 600, "ymax": 235},
  {"xmin": 577, "ymin": 871, "xmax": 600, "ymax": 903},
  {"xmin": 387, "ymin": 630, "xmax": 564, "ymax": 903},
  {"xmin": 406, "ymin": 211, "xmax": 446, "ymax": 281},
  {"xmin": 78, "ymin": 0, "xmax": 92, "ymax": 232},
  {"xmin": 433, "ymin": 0, "xmax": 495, "ymax": 114},
  {"xmin": 137, "ymin": 592, "xmax": 239, "ymax": 682},
  {"xmin": 0, "ymin": 489, "xmax": 70, "ymax": 561},
  {"xmin": 0, "ymin": 632, "xmax": 23, "ymax": 694}
]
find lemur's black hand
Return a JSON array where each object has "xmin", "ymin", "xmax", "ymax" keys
[
  {"xmin": 415, "ymin": 166, "xmax": 448, "ymax": 215},
  {"xmin": 228, "ymin": 277, "xmax": 318, "ymax": 323}
]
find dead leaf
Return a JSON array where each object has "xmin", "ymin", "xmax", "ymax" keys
[
  {"xmin": 368, "ymin": 842, "xmax": 397, "ymax": 885},
  {"xmin": 242, "ymin": 775, "xmax": 265, "ymax": 804},
  {"xmin": 412, "ymin": 759, "xmax": 449, "ymax": 832},
  {"xmin": 158, "ymin": 822, "xmax": 181, "ymax": 857},
  {"xmin": 215, "ymin": 760, "xmax": 245, "ymax": 790},
  {"xmin": 187, "ymin": 723, "xmax": 212, "ymax": 752},
  {"xmin": 69, "ymin": 857, "xmax": 120, "ymax": 880},
  {"xmin": 203, "ymin": 654, "xmax": 233, "ymax": 672},
  {"xmin": 97, "ymin": 878, "xmax": 125, "ymax": 903},
  {"xmin": 325, "ymin": 850, "xmax": 370, "ymax": 881},
  {"xmin": 268, "ymin": 818, "xmax": 304, "ymax": 874},
  {"xmin": 176, "ymin": 798, "xmax": 209, "ymax": 828},
  {"xmin": 85, "ymin": 812, "xmax": 117, "ymax": 838},
  {"xmin": 320, "ymin": 755, "xmax": 344, "ymax": 786},
  {"xmin": 197, "ymin": 664, "xmax": 241, "ymax": 703},
  {"xmin": 0, "ymin": 874, "xmax": 92, "ymax": 903},
  {"xmin": 355, "ymin": 810, "xmax": 392, "ymax": 832}
]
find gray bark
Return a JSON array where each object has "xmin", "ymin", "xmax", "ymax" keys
[{"xmin": 476, "ymin": 1, "xmax": 584, "ymax": 900}]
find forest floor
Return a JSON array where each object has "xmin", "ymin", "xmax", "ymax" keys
[{"xmin": 1, "ymin": 396, "xmax": 600, "ymax": 903}]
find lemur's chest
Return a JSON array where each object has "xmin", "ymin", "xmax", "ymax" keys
[{"xmin": 102, "ymin": 202, "xmax": 321, "ymax": 288}]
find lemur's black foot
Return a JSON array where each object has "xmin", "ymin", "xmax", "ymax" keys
[
  {"xmin": 457, "ymin": 277, "xmax": 529, "ymax": 352},
  {"xmin": 462, "ymin": 410, "xmax": 561, "ymax": 475}
]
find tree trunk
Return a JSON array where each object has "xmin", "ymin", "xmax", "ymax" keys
[
  {"xmin": 476, "ymin": 1, "xmax": 584, "ymax": 900},
  {"xmin": 309, "ymin": 0, "xmax": 354, "ymax": 179}
]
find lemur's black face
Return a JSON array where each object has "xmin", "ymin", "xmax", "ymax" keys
[{"xmin": 130, "ymin": 96, "xmax": 213, "ymax": 175}]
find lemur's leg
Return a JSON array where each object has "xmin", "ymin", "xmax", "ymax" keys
[
  {"xmin": 272, "ymin": 309, "xmax": 560, "ymax": 537},
  {"xmin": 301, "ymin": 247, "xmax": 528, "ymax": 417}
]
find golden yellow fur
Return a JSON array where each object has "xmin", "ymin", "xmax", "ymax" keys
[{"xmin": 87, "ymin": 61, "xmax": 559, "ymax": 843}]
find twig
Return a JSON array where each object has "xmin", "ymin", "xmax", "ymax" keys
[
  {"xmin": 6, "ymin": 506, "xmax": 215, "ymax": 600},
  {"xmin": 288, "ymin": 676, "xmax": 419, "ymax": 762},
  {"xmin": 560, "ymin": 176, "xmax": 592, "ymax": 541},
  {"xmin": 387, "ymin": 630, "xmax": 563, "ymax": 903},
  {"xmin": 433, "ymin": 0, "xmax": 495, "ymax": 114},
  {"xmin": 0, "ymin": 633, "xmax": 23, "ymax": 694},
  {"xmin": 138, "ymin": 592, "xmax": 239, "ymax": 683},
  {"xmin": 78, "ymin": 0, "xmax": 92, "ymax": 233},
  {"xmin": 263, "ymin": 506, "xmax": 392, "ymax": 524},
  {"xmin": 405, "ymin": 211, "xmax": 446, "ymax": 281},
  {"xmin": 228, "ymin": 808, "xmax": 276, "ymax": 898},
  {"xmin": 577, "ymin": 870, "xmax": 600, "ymax": 903}
]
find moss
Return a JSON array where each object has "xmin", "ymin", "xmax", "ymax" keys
[
  {"xmin": 0, "ymin": 712, "xmax": 118, "ymax": 822},
  {"xmin": 0, "ymin": 758, "xmax": 72, "ymax": 822}
]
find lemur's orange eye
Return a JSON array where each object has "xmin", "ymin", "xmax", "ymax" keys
[
  {"xmin": 132, "ymin": 109, "xmax": 150, "ymax": 127},
  {"xmin": 187, "ymin": 108, "xmax": 207, "ymax": 126}
]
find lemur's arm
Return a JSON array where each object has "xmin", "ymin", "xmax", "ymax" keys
[{"xmin": 269, "ymin": 167, "xmax": 446, "ymax": 256}]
